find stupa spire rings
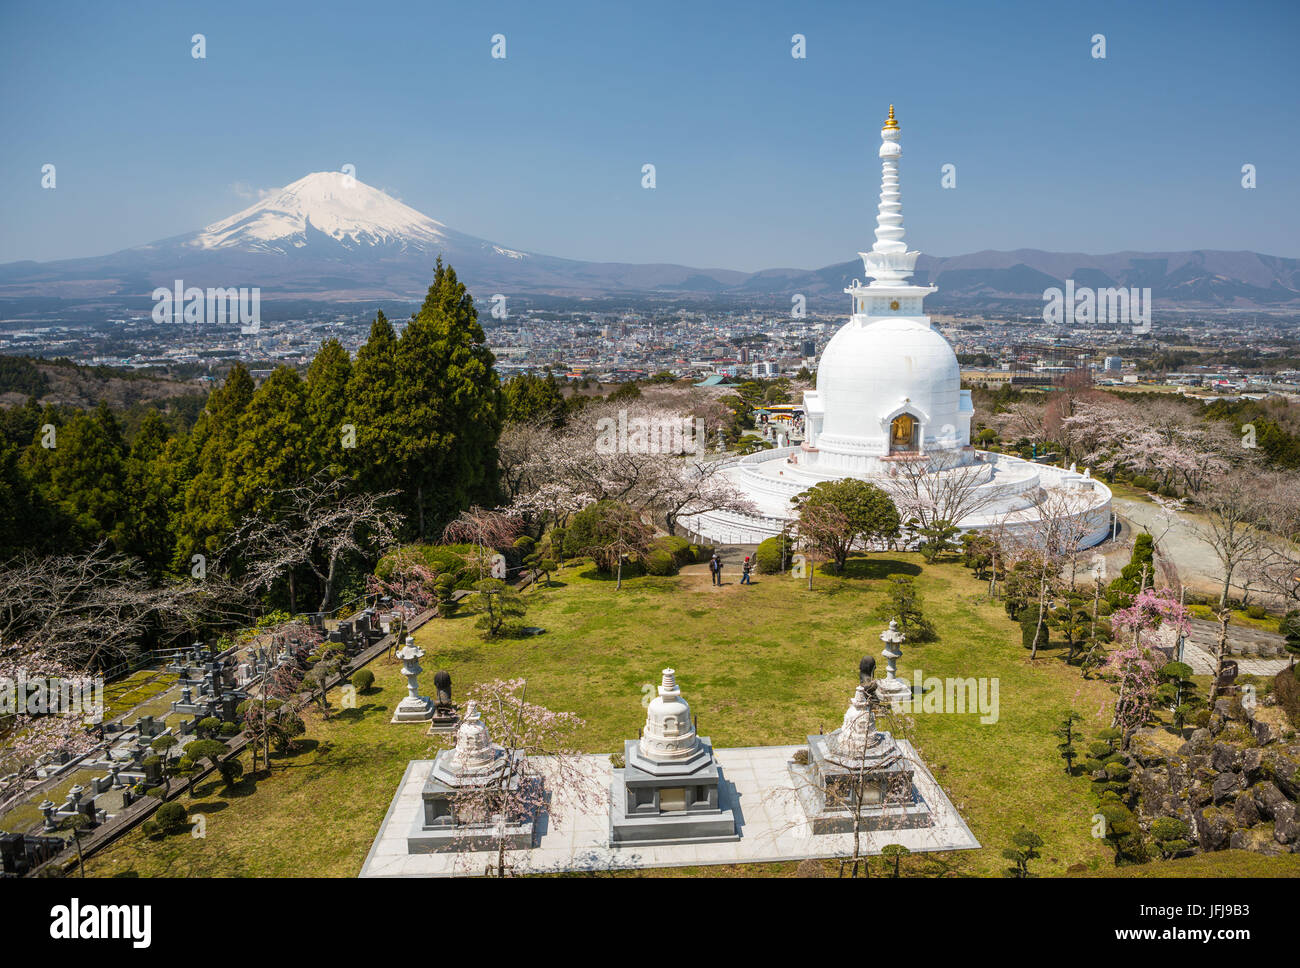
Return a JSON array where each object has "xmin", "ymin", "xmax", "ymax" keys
[{"xmin": 855, "ymin": 104, "xmax": 933, "ymax": 294}]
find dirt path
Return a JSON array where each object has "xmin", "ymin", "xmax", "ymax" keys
[{"xmin": 679, "ymin": 544, "xmax": 758, "ymax": 587}]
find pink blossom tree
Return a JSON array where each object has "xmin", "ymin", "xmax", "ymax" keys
[
  {"xmin": 448, "ymin": 678, "xmax": 605, "ymax": 877},
  {"xmin": 1105, "ymin": 644, "xmax": 1160, "ymax": 746},
  {"xmin": 0, "ymin": 640, "xmax": 100, "ymax": 814},
  {"xmin": 1110, "ymin": 587, "xmax": 1192, "ymax": 648}
]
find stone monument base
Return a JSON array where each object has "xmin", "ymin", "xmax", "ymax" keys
[
  {"xmin": 427, "ymin": 712, "xmax": 460, "ymax": 735},
  {"xmin": 406, "ymin": 749, "xmax": 535, "ymax": 853},
  {"xmin": 391, "ymin": 696, "xmax": 435, "ymax": 723},
  {"xmin": 791, "ymin": 734, "xmax": 933, "ymax": 836},
  {"xmin": 609, "ymin": 738, "xmax": 739, "ymax": 846},
  {"xmin": 876, "ymin": 677, "xmax": 913, "ymax": 703},
  {"xmin": 406, "ymin": 816, "xmax": 535, "ymax": 853}
]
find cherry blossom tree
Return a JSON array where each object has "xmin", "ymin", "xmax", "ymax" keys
[
  {"xmin": 0, "ymin": 542, "xmax": 251, "ymax": 669},
  {"xmin": 1197, "ymin": 470, "xmax": 1270, "ymax": 610},
  {"xmin": 1105, "ymin": 644, "xmax": 1160, "ymax": 746},
  {"xmin": 448, "ymin": 678, "xmax": 605, "ymax": 877},
  {"xmin": 223, "ymin": 472, "xmax": 404, "ymax": 612},
  {"xmin": 0, "ymin": 640, "xmax": 100, "ymax": 814},
  {"xmin": 1110, "ymin": 587, "xmax": 1192, "ymax": 649},
  {"xmin": 442, "ymin": 506, "xmax": 523, "ymax": 580}
]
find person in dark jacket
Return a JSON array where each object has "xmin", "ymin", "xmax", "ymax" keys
[{"xmin": 740, "ymin": 556, "xmax": 752, "ymax": 585}]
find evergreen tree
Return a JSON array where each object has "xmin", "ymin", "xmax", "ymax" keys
[
  {"xmin": 1055, "ymin": 711, "xmax": 1084, "ymax": 774},
  {"xmin": 0, "ymin": 439, "xmax": 50, "ymax": 558},
  {"xmin": 1108, "ymin": 532, "xmax": 1154, "ymax": 606},
  {"xmin": 395, "ymin": 259, "xmax": 501, "ymax": 538},
  {"xmin": 122, "ymin": 410, "xmax": 179, "ymax": 573},
  {"xmin": 221, "ymin": 366, "xmax": 314, "ymax": 525},
  {"xmin": 345, "ymin": 310, "xmax": 405, "ymax": 501},
  {"xmin": 502, "ymin": 370, "xmax": 566, "ymax": 427},
  {"xmin": 306, "ymin": 337, "xmax": 353, "ymax": 474},
  {"xmin": 885, "ymin": 574, "xmax": 936, "ymax": 642},
  {"xmin": 48, "ymin": 401, "xmax": 128, "ymax": 549},
  {"xmin": 1048, "ymin": 588, "xmax": 1096, "ymax": 663},
  {"xmin": 175, "ymin": 364, "xmax": 255, "ymax": 567}
]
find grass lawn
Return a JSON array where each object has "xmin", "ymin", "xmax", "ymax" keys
[
  {"xmin": 84, "ymin": 555, "xmax": 1300, "ymax": 878},
  {"xmin": 1187, "ymin": 604, "xmax": 1285, "ymax": 633},
  {"xmin": 1105, "ymin": 480, "xmax": 1156, "ymax": 504}
]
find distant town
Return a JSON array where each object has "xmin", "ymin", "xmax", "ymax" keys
[{"xmin": 3, "ymin": 299, "xmax": 1297, "ymax": 400}]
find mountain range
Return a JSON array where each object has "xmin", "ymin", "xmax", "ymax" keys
[{"xmin": 2, "ymin": 171, "xmax": 1297, "ymax": 312}]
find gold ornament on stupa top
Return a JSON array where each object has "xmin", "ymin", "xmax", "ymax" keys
[{"xmin": 882, "ymin": 104, "xmax": 899, "ymax": 130}]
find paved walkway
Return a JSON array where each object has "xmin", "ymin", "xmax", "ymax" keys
[
  {"xmin": 1178, "ymin": 617, "xmax": 1293, "ymax": 676},
  {"xmin": 678, "ymin": 544, "xmax": 759, "ymax": 587},
  {"xmin": 361, "ymin": 743, "xmax": 978, "ymax": 877}
]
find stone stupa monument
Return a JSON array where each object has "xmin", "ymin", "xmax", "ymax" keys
[
  {"xmin": 406, "ymin": 700, "xmax": 535, "ymax": 853},
  {"xmin": 609, "ymin": 668, "xmax": 738, "ymax": 846},
  {"xmin": 792, "ymin": 672, "xmax": 933, "ymax": 835}
]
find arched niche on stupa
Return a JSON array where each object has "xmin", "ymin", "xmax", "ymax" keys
[{"xmin": 879, "ymin": 402, "xmax": 928, "ymax": 456}]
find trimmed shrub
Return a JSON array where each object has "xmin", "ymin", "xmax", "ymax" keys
[
  {"xmin": 155, "ymin": 802, "xmax": 188, "ymax": 834},
  {"xmin": 754, "ymin": 535, "xmax": 791, "ymax": 574},
  {"xmin": 1020, "ymin": 606, "xmax": 1045, "ymax": 650},
  {"xmin": 197, "ymin": 716, "xmax": 222, "ymax": 738},
  {"xmin": 656, "ymin": 535, "xmax": 692, "ymax": 566},
  {"xmin": 513, "ymin": 535, "xmax": 536, "ymax": 554},
  {"xmin": 644, "ymin": 549, "xmax": 678, "ymax": 576},
  {"xmin": 351, "ymin": 668, "xmax": 375, "ymax": 693}
]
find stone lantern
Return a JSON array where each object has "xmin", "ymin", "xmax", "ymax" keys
[
  {"xmin": 878, "ymin": 619, "xmax": 911, "ymax": 702},
  {"xmin": 391, "ymin": 636, "xmax": 435, "ymax": 723}
]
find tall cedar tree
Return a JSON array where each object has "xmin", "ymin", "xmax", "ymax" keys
[
  {"xmin": 221, "ymin": 366, "xmax": 314, "ymax": 527},
  {"xmin": 306, "ymin": 338, "xmax": 353, "ymax": 474},
  {"xmin": 396, "ymin": 259, "xmax": 501, "ymax": 538},
  {"xmin": 175, "ymin": 363, "xmax": 255, "ymax": 568},
  {"xmin": 48, "ymin": 401, "xmax": 128, "ymax": 550},
  {"xmin": 345, "ymin": 309, "xmax": 406, "ymax": 513},
  {"xmin": 502, "ymin": 370, "xmax": 566, "ymax": 427},
  {"xmin": 122, "ymin": 410, "xmax": 178, "ymax": 574}
]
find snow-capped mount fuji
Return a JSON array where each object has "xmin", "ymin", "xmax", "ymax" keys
[
  {"xmin": 190, "ymin": 171, "xmax": 469, "ymax": 255},
  {"xmin": 0, "ymin": 169, "xmax": 735, "ymax": 302}
]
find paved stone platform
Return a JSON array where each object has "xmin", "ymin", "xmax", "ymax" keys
[{"xmin": 360, "ymin": 743, "xmax": 979, "ymax": 877}]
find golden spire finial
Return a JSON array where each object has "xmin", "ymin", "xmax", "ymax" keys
[{"xmin": 883, "ymin": 104, "xmax": 899, "ymax": 130}]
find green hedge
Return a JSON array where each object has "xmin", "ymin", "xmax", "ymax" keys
[
  {"xmin": 375, "ymin": 543, "xmax": 481, "ymax": 589},
  {"xmin": 754, "ymin": 535, "xmax": 793, "ymax": 574}
]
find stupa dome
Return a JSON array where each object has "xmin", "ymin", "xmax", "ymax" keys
[
  {"xmin": 450, "ymin": 700, "xmax": 497, "ymax": 774},
  {"xmin": 815, "ymin": 315, "xmax": 965, "ymax": 459},
  {"xmin": 639, "ymin": 669, "xmax": 699, "ymax": 761}
]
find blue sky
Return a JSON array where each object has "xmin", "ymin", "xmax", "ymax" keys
[{"xmin": 1, "ymin": 0, "xmax": 1297, "ymax": 269}]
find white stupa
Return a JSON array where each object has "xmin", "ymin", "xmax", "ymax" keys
[{"xmin": 683, "ymin": 107, "xmax": 1112, "ymax": 549}]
